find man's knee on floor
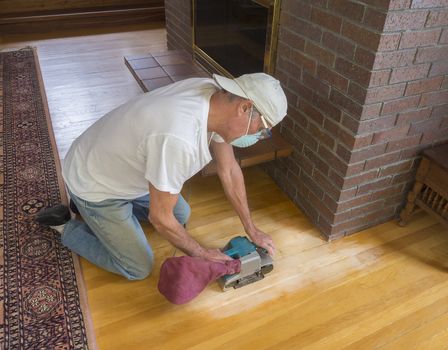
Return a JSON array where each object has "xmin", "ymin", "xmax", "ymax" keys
[{"xmin": 121, "ymin": 253, "xmax": 154, "ymax": 281}]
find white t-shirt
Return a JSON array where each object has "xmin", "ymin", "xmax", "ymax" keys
[{"xmin": 62, "ymin": 78, "xmax": 222, "ymax": 202}]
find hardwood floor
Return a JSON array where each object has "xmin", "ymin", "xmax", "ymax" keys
[{"xmin": 2, "ymin": 26, "xmax": 448, "ymax": 350}]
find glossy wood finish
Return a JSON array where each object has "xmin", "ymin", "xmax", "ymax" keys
[{"xmin": 2, "ymin": 26, "xmax": 448, "ymax": 350}]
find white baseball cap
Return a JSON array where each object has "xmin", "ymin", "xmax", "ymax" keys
[{"xmin": 213, "ymin": 72, "xmax": 288, "ymax": 127}]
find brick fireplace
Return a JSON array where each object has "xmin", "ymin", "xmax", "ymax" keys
[{"xmin": 165, "ymin": 0, "xmax": 448, "ymax": 240}]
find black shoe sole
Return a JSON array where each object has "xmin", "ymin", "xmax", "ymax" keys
[{"xmin": 36, "ymin": 204, "xmax": 71, "ymax": 226}]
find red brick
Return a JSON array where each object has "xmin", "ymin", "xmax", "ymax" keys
[
  {"xmin": 431, "ymin": 103, "xmax": 448, "ymax": 118},
  {"xmin": 336, "ymin": 57, "xmax": 371, "ymax": 86},
  {"xmin": 283, "ymin": 86, "xmax": 298, "ymax": 107},
  {"xmin": 318, "ymin": 144, "xmax": 349, "ymax": 174},
  {"xmin": 426, "ymin": 9, "xmax": 448, "ymax": 27},
  {"xmin": 408, "ymin": 116, "xmax": 443, "ymax": 135},
  {"xmin": 429, "ymin": 61, "xmax": 448, "ymax": 76},
  {"xmin": 420, "ymin": 90, "xmax": 448, "ymax": 106},
  {"xmin": 285, "ymin": 16, "xmax": 323, "ymax": 42},
  {"xmin": 396, "ymin": 107, "xmax": 432, "ymax": 125},
  {"xmin": 372, "ymin": 125, "xmax": 411, "ymax": 144},
  {"xmin": 370, "ymin": 69, "xmax": 392, "ymax": 88},
  {"xmin": 379, "ymin": 160, "xmax": 413, "ymax": 177},
  {"xmin": 330, "ymin": 89, "xmax": 363, "ymax": 116},
  {"xmin": 420, "ymin": 124, "xmax": 448, "ymax": 143},
  {"xmin": 353, "ymin": 134, "xmax": 375, "ymax": 149},
  {"xmin": 400, "ymin": 145, "xmax": 425, "ymax": 159},
  {"xmin": 317, "ymin": 65, "xmax": 349, "ymax": 91},
  {"xmin": 384, "ymin": 11, "xmax": 429, "ymax": 31},
  {"xmin": 323, "ymin": 118, "xmax": 357, "ymax": 148},
  {"xmin": 415, "ymin": 45, "xmax": 448, "ymax": 63},
  {"xmin": 341, "ymin": 113, "xmax": 360, "ymax": 133},
  {"xmin": 357, "ymin": 177, "xmax": 392, "ymax": 195},
  {"xmin": 362, "ymin": 0, "xmax": 391, "ymax": 10},
  {"xmin": 342, "ymin": 21, "xmax": 381, "ymax": 50},
  {"xmin": 365, "ymin": 83, "xmax": 406, "ymax": 104},
  {"xmin": 391, "ymin": 0, "xmax": 413, "ymax": 9},
  {"xmin": 336, "ymin": 143, "xmax": 352, "ymax": 162},
  {"xmin": 346, "ymin": 161, "xmax": 366, "ymax": 176},
  {"xmin": 361, "ymin": 104, "xmax": 383, "ymax": 120},
  {"xmin": 328, "ymin": 0, "xmax": 365, "ymax": 21},
  {"xmin": 440, "ymin": 29, "xmax": 448, "ymax": 44},
  {"xmin": 378, "ymin": 33, "xmax": 402, "ymax": 51},
  {"xmin": 308, "ymin": 191, "xmax": 335, "ymax": 222},
  {"xmin": 399, "ymin": 28, "xmax": 441, "ymax": 49},
  {"xmin": 301, "ymin": 172, "xmax": 325, "ymax": 199},
  {"xmin": 289, "ymin": 106, "xmax": 308, "ymax": 129},
  {"xmin": 305, "ymin": 42, "xmax": 335, "ymax": 67},
  {"xmin": 381, "ymin": 95, "xmax": 421, "ymax": 115},
  {"xmin": 303, "ymin": 71, "xmax": 331, "ymax": 97},
  {"xmin": 279, "ymin": 29, "xmax": 306, "ymax": 51},
  {"xmin": 336, "ymin": 191, "xmax": 371, "ymax": 212},
  {"xmin": 386, "ymin": 134, "xmax": 422, "ymax": 152},
  {"xmin": 311, "ymin": 8, "xmax": 343, "ymax": 32},
  {"xmin": 289, "ymin": 78, "xmax": 313, "ymax": 103},
  {"xmin": 443, "ymin": 77, "xmax": 448, "ymax": 89},
  {"xmin": 313, "ymin": 169, "xmax": 342, "ymax": 200},
  {"xmin": 348, "ymin": 81, "xmax": 369, "ymax": 104},
  {"xmin": 358, "ymin": 115, "xmax": 397, "ymax": 133},
  {"xmin": 333, "ymin": 199, "xmax": 386, "ymax": 225},
  {"xmin": 312, "ymin": 94, "xmax": 343, "ymax": 121},
  {"xmin": 363, "ymin": 8, "xmax": 388, "ymax": 30},
  {"xmin": 290, "ymin": 49, "xmax": 317, "ymax": 74},
  {"xmin": 282, "ymin": 0, "xmax": 312, "ymax": 19},
  {"xmin": 373, "ymin": 50, "xmax": 416, "ymax": 69},
  {"xmin": 440, "ymin": 115, "xmax": 448, "ymax": 128},
  {"xmin": 341, "ymin": 169, "xmax": 379, "ymax": 189},
  {"xmin": 309, "ymin": 122, "xmax": 335, "ymax": 149},
  {"xmin": 304, "ymin": 147, "xmax": 331, "ymax": 175},
  {"xmin": 293, "ymin": 124, "xmax": 319, "ymax": 151},
  {"xmin": 354, "ymin": 47, "xmax": 376, "ymax": 68},
  {"xmin": 405, "ymin": 76, "xmax": 444, "ymax": 95},
  {"xmin": 350, "ymin": 143, "xmax": 388, "ymax": 163},
  {"xmin": 322, "ymin": 32, "xmax": 356, "ymax": 59},
  {"xmin": 299, "ymin": 99, "xmax": 325, "ymax": 125},
  {"xmin": 391, "ymin": 170, "xmax": 415, "ymax": 184},
  {"xmin": 277, "ymin": 41, "xmax": 291, "ymax": 60},
  {"xmin": 411, "ymin": 0, "xmax": 448, "ymax": 8},
  {"xmin": 339, "ymin": 188, "xmax": 358, "ymax": 201}
]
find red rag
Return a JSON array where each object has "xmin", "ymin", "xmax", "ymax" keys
[{"xmin": 158, "ymin": 256, "xmax": 241, "ymax": 304}]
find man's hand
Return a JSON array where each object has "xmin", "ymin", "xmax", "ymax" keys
[
  {"xmin": 200, "ymin": 248, "xmax": 234, "ymax": 263},
  {"xmin": 248, "ymin": 229, "xmax": 276, "ymax": 256}
]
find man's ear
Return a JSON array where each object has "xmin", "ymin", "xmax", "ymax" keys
[{"xmin": 237, "ymin": 99, "xmax": 252, "ymax": 116}]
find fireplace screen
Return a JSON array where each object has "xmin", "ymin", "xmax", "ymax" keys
[{"xmin": 192, "ymin": 0, "xmax": 280, "ymax": 77}]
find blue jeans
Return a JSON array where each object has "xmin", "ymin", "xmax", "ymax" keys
[{"xmin": 62, "ymin": 189, "xmax": 190, "ymax": 280}]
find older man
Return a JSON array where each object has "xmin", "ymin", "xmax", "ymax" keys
[{"xmin": 36, "ymin": 72, "xmax": 288, "ymax": 280}]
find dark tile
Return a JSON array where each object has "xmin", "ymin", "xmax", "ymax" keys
[
  {"xmin": 125, "ymin": 54, "xmax": 153, "ymax": 61},
  {"xmin": 163, "ymin": 64, "xmax": 199, "ymax": 77},
  {"xmin": 137, "ymin": 67, "xmax": 167, "ymax": 80},
  {"xmin": 155, "ymin": 54, "xmax": 190, "ymax": 66},
  {"xmin": 142, "ymin": 77, "xmax": 174, "ymax": 91},
  {"xmin": 129, "ymin": 57, "xmax": 159, "ymax": 70}
]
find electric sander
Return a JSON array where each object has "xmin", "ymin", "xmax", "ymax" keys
[{"xmin": 218, "ymin": 236, "xmax": 273, "ymax": 291}]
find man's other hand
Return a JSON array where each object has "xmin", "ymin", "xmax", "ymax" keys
[{"xmin": 249, "ymin": 230, "xmax": 276, "ymax": 257}]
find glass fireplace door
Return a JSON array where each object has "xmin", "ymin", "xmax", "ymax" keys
[{"xmin": 193, "ymin": 0, "xmax": 280, "ymax": 77}]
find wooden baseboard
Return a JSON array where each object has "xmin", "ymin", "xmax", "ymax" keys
[{"xmin": 0, "ymin": 6, "xmax": 165, "ymax": 34}]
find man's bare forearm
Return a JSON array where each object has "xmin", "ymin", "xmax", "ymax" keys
[{"xmin": 150, "ymin": 215, "xmax": 205, "ymax": 256}]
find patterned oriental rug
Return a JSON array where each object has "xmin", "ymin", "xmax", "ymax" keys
[{"xmin": 0, "ymin": 48, "xmax": 96, "ymax": 349}]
